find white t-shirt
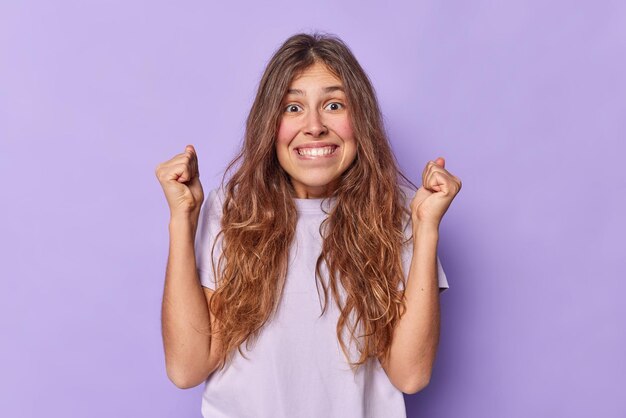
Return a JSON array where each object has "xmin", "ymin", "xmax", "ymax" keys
[{"xmin": 194, "ymin": 185, "xmax": 449, "ymax": 418}]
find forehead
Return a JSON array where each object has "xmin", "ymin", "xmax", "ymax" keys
[{"xmin": 288, "ymin": 62, "xmax": 343, "ymax": 89}]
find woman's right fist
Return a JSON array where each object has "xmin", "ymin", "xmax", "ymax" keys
[{"xmin": 155, "ymin": 144, "xmax": 204, "ymax": 217}]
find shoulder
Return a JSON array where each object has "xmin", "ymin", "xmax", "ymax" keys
[
  {"xmin": 393, "ymin": 184, "xmax": 415, "ymax": 238},
  {"xmin": 196, "ymin": 186, "xmax": 228, "ymax": 234},
  {"xmin": 206, "ymin": 185, "xmax": 227, "ymax": 205},
  {"xmin": 203, "ymin": 186, "xmax": 227, "ymax": 217},
  {"xmin": 397, "ymin": 184, "xmax": 417, "ymax": 218},
  {"xmin": 398, "ymin": 184, "xmax": 416, "ymax": 205}
]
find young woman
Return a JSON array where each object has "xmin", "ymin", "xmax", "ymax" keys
[{"xmin": 156, "ymin": 32, "xmax": 461, "ymax": 418}]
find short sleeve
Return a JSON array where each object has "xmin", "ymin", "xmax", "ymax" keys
[
  {"xmin": 400, "ymin": 240, "xmax": 450, "ymax": 293},
  {"xmin": 399, "ymin": 185, "xmax": 450, "ymax": 293},
  {"xmin": 194, "ymin": 188, "xmax": 225, "ymax": 290},
  {"xmin": 436, "ymin": 255, "xmax": 449, "ymax": 292}
]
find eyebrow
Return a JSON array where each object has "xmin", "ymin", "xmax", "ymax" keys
[{"xmin": 287, "ymin": 85, "xmax": 345, "ymax": 96}]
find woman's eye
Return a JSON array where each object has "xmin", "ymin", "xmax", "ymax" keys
[
  {"xmin": 326, "ymin": 102, "xmax": 344, "ymax": 111},
  {"xmin": 285, "ymin": 104, "xmax": 301, "ymax": 113}
]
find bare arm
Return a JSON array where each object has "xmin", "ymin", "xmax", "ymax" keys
[
  {"xmin": 379, "ymin": 221, "xmax": 441, "ymax": 394},
  {"xmin": 379, "ymin": 157, "xmax": 460, "ymax": 394},
  {"xmin": 161, "ymin": 215, "xmax": 222, "ymax": 389},
  {"xmin": 156, "ymin": 145, "xmax": 222, "ymax": 389}
]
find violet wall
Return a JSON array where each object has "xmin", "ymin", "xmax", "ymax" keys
[{"xmin": 1, "ymin": 1, "xmax": 624, "ymax": 417}]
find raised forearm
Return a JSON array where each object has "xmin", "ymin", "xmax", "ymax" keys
[
  {"xmin": 384, "ymin": 221, "xmax": 440, "ymax": 394},
  {"xmin": 161, "ymin": 216, "xmax": 212, "ymax": 388}
]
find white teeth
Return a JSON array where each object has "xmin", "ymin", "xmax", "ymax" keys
[{"xmin": 297, "ymin": 146, "xmax": 336, "ymax": 156}]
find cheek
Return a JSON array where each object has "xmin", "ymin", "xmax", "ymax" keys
[
  {"xmin": 276, "ymin": 120, "xmax": 298, "ymax": 146},
  {"xmin": 334, "ymin": 118, "xmax": 355, "ymax": 143}
]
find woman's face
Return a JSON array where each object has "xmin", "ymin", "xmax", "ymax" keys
[{"xmin": 276, "ymin": 62, "xmax": 357, "ymax": 199}]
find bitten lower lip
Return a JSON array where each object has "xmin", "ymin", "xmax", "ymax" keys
[{"xmin": 293, "ymin": 145, "xmax": 339, "ymax": 160}]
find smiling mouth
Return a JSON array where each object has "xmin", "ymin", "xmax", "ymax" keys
[{"xmin": 294, "ymin": 145, "xmax": 338, "ymax": 158}]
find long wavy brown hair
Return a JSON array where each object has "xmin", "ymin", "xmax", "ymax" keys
[{"xmin": 208, "ymin": 32, "xmax": 418, "ymax": 372}]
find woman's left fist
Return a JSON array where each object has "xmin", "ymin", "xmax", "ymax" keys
[{"xmin": 410, "ymin": 157, "xmax": 462, "ymax": 227}]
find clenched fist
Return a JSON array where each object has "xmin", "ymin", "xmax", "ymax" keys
[
  {"xmin": 155, "ymin": 144, "xmax": 204, "ymax": 218},
  {"xmin": 410, "ymin": 157, "xmax": 462, "ymax": 228}
]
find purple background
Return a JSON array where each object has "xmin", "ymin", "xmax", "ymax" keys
[{"xmin": 1, "ymin": 1, "xmax": 625, "ymax": 417}]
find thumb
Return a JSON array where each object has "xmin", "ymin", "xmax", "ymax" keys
[{"xmin": 435, "ymin": 156, "xmax": 445, "ymax": 168}]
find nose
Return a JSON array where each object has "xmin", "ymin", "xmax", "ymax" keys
[{"xmin": 304, "ymin": 109, "xmax": 328, "ymax": 137}]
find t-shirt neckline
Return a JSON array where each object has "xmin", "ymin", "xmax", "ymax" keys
[{"xmin": 294, "ymin": 196, "xmax": 336, "ymax": 214}]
